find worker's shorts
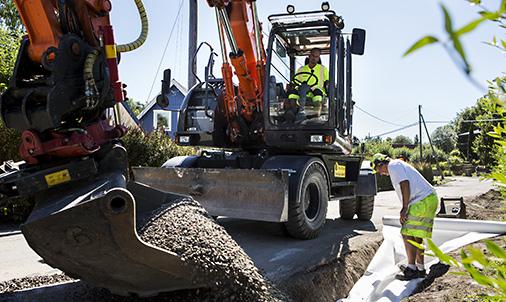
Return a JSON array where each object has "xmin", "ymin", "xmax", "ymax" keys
[{"xmin": 401, "ymin": 193, "xmax": 438, "ymax": 239}]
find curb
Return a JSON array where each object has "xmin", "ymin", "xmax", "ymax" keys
[{"xmin": 0, "ymin": 230, "xmax": 22, "ymax": 237}]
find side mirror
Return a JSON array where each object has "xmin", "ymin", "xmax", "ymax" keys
[
  {"xmin": 157, "ymin": 69, "xmax": 171, "ymax": 107},
  {"xmin": 351, "ymin": 28, "xmax": 366, "ymax": 55}
]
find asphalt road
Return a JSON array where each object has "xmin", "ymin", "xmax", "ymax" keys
[{"xmin": 0, "ymin": 176, "xmax": 493, "ymax": 285}]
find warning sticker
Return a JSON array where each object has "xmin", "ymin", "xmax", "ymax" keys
[
  {"xmin": 45, "ymin": 169, "xmax": 71, "ymax": 186},
  {"xmin": 334, "ymin": 162, "xmax": 346, "ymax": 178}
]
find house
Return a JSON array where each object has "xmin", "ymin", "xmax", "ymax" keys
[{"xmin": 137, "ymin": 79, "xmax": 188, "ymax": 137}]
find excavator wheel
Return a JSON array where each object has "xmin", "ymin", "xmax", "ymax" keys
[
  {"xmin": 356, "ymin": 196, "xmax": 375, "ymax": 220},
  {"xmin": 284, "ymin": 162, "xmax": 328, "ymax": 239},
  {"xmin": 339, "ymin": 198, "xmax": 356, "ymax": 220},
  {"xmin": 211, "ymin": 94, "xmax": 229, "ymax": 147}
]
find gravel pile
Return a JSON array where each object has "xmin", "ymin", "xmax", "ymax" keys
[
  {"xmin": 0, "ymin": 273, "xmax": 73, "ymax": 293},
  {"xmin": 138, "ymin": 198, "xmax": 288, "ymax": 302}
]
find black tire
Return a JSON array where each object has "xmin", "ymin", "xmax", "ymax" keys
[
  {"xmin": 212, "ymin": 94, "xmax": 229, "ymax": 147},
  {"xmin": 339, "ymin": 198, "xmax": 356, "ymax": 220},
  {"xmin": 356, "ymin": 196, "xmax": 375, "ymax": 220},
  {"xmin": 285, "ymin": 163, "xmax": 329, "ymax": 240}
]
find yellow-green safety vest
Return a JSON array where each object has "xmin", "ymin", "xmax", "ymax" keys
[{"xmin": 295, "ymin": 64, "xmax": 329, "ymax": 93}]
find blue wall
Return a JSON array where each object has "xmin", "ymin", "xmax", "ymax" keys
[{"xmin": 139, "ymin": 84, "xmax": 186, "ymax": 138}]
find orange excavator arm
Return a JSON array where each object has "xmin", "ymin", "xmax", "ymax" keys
[
  {"xmin": 207, "ymin": 0, "xmax": 266, "ymax": 143},
  {"xmin": 3, "ymin": 0, "xmax": 148, "ymax": 165},
  {"xmin": 14, "ymin": 0, "xmax": 112, "ymax": 63}
]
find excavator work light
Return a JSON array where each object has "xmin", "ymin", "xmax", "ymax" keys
[
  {"xmin": 286, "ymin": 5, "xmax": 295, "ymax": 14},
  {"xmin": 321, "ymin": 2, "xmax": 330, "ymax": 11}
]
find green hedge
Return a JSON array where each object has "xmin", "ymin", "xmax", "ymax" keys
[
  {"xmin": 0, "ymin": 121, "xmax": 20, "ymax": 163},
  {"xmin": 121, "ymin": 127, "xmax": 196, "ymax": 167}
]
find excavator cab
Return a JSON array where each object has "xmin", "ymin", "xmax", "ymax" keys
[
  {"xmin": 173, "ymin": 7, "xmax": 365, "ymax": 154},
  {"xmin": 264, "ymin": 9, "xmax": 366, "ymax": 153}
]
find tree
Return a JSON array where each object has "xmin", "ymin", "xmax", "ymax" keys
[
  {"xmin": 392, "ymin": 135, "xmax": 412, "ymax": 145},
  {"xmin": 0, "ymin": 27, "xmax": 22, "ymax": 94},
  {"xmin": 0, "ymin": 0, "xmax": 22, "ymax": 32},
  {"xmin": 0, "ymin": 6, "xmax": 23, "ymax": 164},
  {"xmin": 431, "ymin": 124, "xmax": 457, "ymax": 153},
  {"xmin": 125, "ymin": 98, "xmax": 146, "ymax": 117},
  {"xmin": 472, "ymin": 77, "xmax": 506, "ymax": 168},
  {"xmin": 157, "ymin": 115, "xmax": 169, "ymax": 129}
]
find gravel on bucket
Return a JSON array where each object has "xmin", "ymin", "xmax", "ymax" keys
[{"xmin": 137, "ymin": 198, "xmax": 288, "ymax": 302}]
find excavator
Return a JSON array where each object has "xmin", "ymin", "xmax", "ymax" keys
[
  {"xmin": 139, "ymin": 0, "xmax": 377, "ymax": 239},
  {"xmin": 0, "ymin": 0, "xmax": 376, "ymax": 296}
]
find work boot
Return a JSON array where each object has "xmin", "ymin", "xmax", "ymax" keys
[
  {"xmin": 395, "ymin": 266, "xmax": 420, "ymax": 281},
  {"xmin": 398, "ymin": 264, "xmax": 426, "ymax": 278}
]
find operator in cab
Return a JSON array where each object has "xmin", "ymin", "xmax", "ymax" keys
[{"xmin": 287, "ymin": 48, "xmax": 329, "ymax": 117}]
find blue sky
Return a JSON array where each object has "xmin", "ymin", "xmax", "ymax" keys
[{"xmin": 111, "ymin": 0, "xmax": 504, "ymax": 140}]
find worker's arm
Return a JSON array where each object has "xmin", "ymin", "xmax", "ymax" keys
[
  {"xmin": 323, "ymin": 66, "xmax": 329, "ymax": 81},
  {"xmin": 399, "ymin": 180, "xmax": 410, "ymax": 225}
]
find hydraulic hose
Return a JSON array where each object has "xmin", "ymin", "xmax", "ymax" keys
[
  {"xmin": 83, "ymin": 49, "xmax": 100, "ymax": 108},
  {"xmin": 116, "ymin": 0, "xmax": 149, "ymax": 53}
]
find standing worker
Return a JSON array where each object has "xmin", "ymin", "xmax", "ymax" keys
[{"xmin": 371, "ymin": 153, "xmax": 438, "ymax": 280}]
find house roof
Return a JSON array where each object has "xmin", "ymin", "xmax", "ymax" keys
[{"xmin": 137, "ymin": 79, "xmax": 187, "ymax": 119}]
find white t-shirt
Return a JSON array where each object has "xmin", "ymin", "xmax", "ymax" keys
[{"xmin": 387, "ymin": 159, "xmax": 434, "ymax": 206}]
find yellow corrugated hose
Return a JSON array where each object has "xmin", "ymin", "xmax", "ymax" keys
[
  {"xmin": 116, "ymin": 0, "xmax": 149, "ymax": 53},
  {"xmin": 83, "ymin": 0, "xmax": 148, "ymax": 108}
]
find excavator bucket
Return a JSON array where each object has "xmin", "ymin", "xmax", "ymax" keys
[
  {"xmin": 132, "ymin": 167, "xmax": 289, "ymax": 222},
  {"xmin": 20, "ymin": 171, "xmax": 206, "ymax": 296}
]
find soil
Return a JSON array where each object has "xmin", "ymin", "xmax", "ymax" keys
[
  {"xmin": 279, "ymin": 232, "xmax": 383, "ymax": 302},
  {"xmin": 465, "ymin": 189, "xmax": 505, "ymax": 221},
  {"xmin": 406, "ymin": 189, "xmax": 506, "ymax": 301}
]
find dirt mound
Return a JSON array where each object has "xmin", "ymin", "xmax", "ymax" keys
[
  {"xmin": 465, "ymin": 189, "xmax": 505, "ymax": 221},
  {"xmin": 280, "ymin": 232, "xmax": 383, "ymax": 301}
]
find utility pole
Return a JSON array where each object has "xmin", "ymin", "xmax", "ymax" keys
[
  {"xmin": 421, "ymin": 114, "xmax": 444, "ymax": 180},
  {"xmin": 418, "ymin": 105, "xmax": 423, "ymax": 159},
  {"xmin": 188, "ymin": 0, "xmax": 198, "ymax": 89}
]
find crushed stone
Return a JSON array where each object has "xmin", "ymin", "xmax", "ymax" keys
[{"xmin": 138, "ymin": 198, "xmax": 288, "ymax": 302}]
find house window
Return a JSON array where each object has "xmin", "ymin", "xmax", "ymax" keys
[{"xmin": 153, "ymin": 110, "xmax": 171, "ymax": 132}]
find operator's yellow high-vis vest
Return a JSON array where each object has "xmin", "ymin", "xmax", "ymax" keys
[
  {"xmin": 401, "ymin": 193, "xmax": 438, "ymax": 239},
  {"xmin": 289, "ymin": 64, "xmax": 330, "ymax": 103},
  {"xmin": 295, "ymin": 64, "xmax": 329, "ymax": 92}
]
